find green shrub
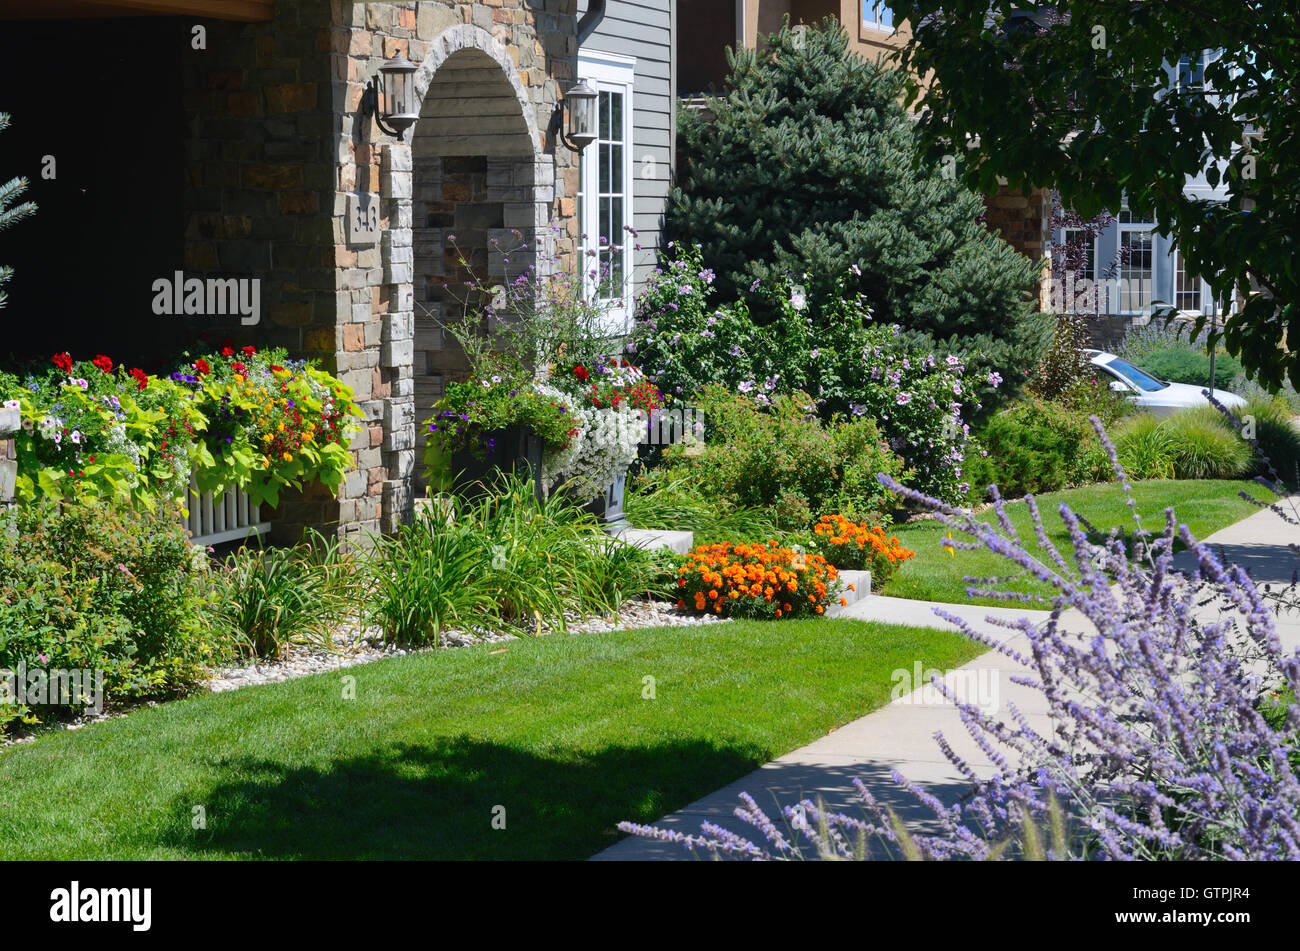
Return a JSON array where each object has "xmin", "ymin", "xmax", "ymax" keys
[
  {"xmin": 1136, "ymin": 347, "xmax": 1242, "ymax": 390},
  {"xmin": 1240, "ymin": 396, "xmax": 1300, "ymax": 486},
  {"xmin": 658, "ymin": 385, "xmax": 907, "ymax": 532},
  {"xmin": 1158, "ymin": 408, "xmax": 1252, "ymax": 479},
  {"xmin": 0, "ymin": 498, "xmax": 224, "ymax": 732},
  {"xmin": 208, "ymin": 533, "xmax": 356, "ymax": 660},
  {"xmin": 965, "ymin": 398, "xmax": 1097, "ymax": 499}
]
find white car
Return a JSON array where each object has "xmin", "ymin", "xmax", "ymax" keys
[{"xmin": 1086, "ymin": 349, "xmax": 1247, "ymax": 417}]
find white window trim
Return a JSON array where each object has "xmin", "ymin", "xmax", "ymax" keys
[
  {"xmin": 1058, "ymin": 228, "xmax": 1098, "ymax": 281},
  {"xmin": 577, "ymin": 50, "xmax": 636, "ymax": 335},
  {"xmin": 1172, "ymin": 248, "xmax": 1208, "ymax": 316},
  {"xmin": 1113, "ymin": 206, "xmax": 1156, "ymax": 315},
  {"xmin": 862, "ymin": 1, "xmax": 894, "ymax": 32}
]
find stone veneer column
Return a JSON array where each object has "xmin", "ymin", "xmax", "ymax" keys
[
  {"xmin": 325, "ymin": 1, "xmax": 580, "ymax": 538},
  {"xmin": 380, "ymin": 143, "xmax": 416, "ymax": 532},
  {"xmin": 984, "ymin": 185, "xmax": 1052, "ymax": 311},
  {"xmin": 0, "ymin": 403, "xmax": 17, "ymax": 508}
]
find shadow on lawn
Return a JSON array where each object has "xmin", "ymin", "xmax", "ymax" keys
[{"xmin": 157, "ymin": 735, "xmax": 766, "ymax": 860}]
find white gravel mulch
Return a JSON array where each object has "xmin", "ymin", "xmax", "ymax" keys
[{"xmin": 204, "ymin": 598, "xmax": 729, "ymax": 693}]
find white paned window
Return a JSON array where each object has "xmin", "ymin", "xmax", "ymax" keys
[
  {"xmin": 577, "ymin": 51, "xmax": 635, "ymax": 334},
  {"xmin": 1060, "ymin": 228, "xmax": 1096, "ymax": 280},
  {"xmin": 1117, "ymin": 206, "xmax": 1155, "ymax": 314},
  {"xmin": 1173, "ymin": 250, "xmax": 1202, "ymax": 312}
]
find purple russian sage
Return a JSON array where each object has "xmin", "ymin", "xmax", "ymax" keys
[{"xmin": 619, "ymin": 419, "xmax": 1300, "ymax": 860}]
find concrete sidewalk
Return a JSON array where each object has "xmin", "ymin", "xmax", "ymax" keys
[{"xmin": 591, "ymin": 500, "xmax": 1299, "ymax": 861}]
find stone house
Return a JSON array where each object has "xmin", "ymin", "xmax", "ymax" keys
[{"xmin": 0, "ymin": 0, "xmax": 676, "ymax": 543}]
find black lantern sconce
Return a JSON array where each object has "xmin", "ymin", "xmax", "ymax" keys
[
  {"xmin": 552, "ymin": 78, "xmax": 598, "ymax": 152},
  {"xmin": 363, "ymin": 51, "xmax": 419, "ymax": 140}
]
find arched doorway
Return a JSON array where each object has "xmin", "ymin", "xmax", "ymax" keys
[{"xmin": 399, "ymin": 26, "xmax": 552, "ymax": 493}]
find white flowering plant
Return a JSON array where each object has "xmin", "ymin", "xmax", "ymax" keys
[{"xmin": 534, "ymin": 382, "xmax": 645, "ymax": 502}]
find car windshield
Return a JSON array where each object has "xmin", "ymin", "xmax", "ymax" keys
[{"xmin": 1103, "ymin": 357, "xmax": 1168, "ymax": 392}]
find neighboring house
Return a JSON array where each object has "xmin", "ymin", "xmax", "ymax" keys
[
  {"xmin": 0, "ymin": 0, "xmax": 676, "ymax": 544},
  {"xmin": 679, "ymin": 0, "xmax": 909, "ymax": 95},
  {"xmin": 1052, "ymin": 49, "xmax": 1237, "ymax": 336}
]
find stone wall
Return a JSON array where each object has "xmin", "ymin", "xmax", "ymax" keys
[
  {"xmin": 983, "ymin": 184, "xmax": 1052, "ymax": 311},
  {"xmin": 180, "ymin": 0, "xmax": 581, "ymax": 545}
]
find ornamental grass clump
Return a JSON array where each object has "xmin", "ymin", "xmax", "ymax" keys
[
  {"xmin": 622, "ymin": 421, "xmax": 1300, "ymax": 860},
  {"xmin": 674, "ymin": 540, "xmax": 844, "ymax": 619}
]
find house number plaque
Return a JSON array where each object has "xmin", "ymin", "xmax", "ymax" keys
[{"xmin": 348, "ymin": 193, "xmax": 379, "ymax": 247}]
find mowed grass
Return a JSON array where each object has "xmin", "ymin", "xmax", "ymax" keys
[
  {"xmin": 0, "ymin": 618, "xmax": 982, "ymax": 861},
  {"xmin": 880, "ymin": 479, "xmax": 1262, "ymax": 607}
]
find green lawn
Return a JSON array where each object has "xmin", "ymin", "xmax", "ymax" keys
[
  {"xmin": 880, "ymin": 479, "xmax": 1262, "ymax": 607},
  {"xmin": 0, "ymin": 618, "xmax": 982, "ymax": 860}
]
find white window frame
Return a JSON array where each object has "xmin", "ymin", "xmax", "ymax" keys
[
  {"xmin": 1172, "ymin": 248, "xmax": 1208, "ymax": 315},
  {"xmin": 862, "ymin": 1, "xmax": 894, "ymax": 32},
  {"xmin": 1115, "ymin": 206, "xmax": 1156, "ymax": 316},
  {"xmin": 577, "ymin": 50, "xmax": 636, "ymax": 335},
  {"xmin": 1059, "ymin": 227, "xmax": 1097, "ymax": 281}
]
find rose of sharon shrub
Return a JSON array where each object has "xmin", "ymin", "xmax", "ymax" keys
[
  {"xmin": 674, "ymin": 541, "xmax": 844, "ymax": 619},
  {"xmin": 634, "ymin": 247, "xmax": 987, "ymax": 502}
]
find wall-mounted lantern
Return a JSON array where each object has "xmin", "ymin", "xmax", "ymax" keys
[
  {"xmin": 363, "ymin": 51, "xmax": 419, "ymax": 139},
  {"xmin": 558, "ymin": 79, "xmax": 598, "ymax": 152}
]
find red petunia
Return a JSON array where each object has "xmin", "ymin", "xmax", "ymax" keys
[
  {"xmin": 129, "ymin": 367, "xmax": 148, "ymax": 390},
  {"xmin": 573, "ymin": 365, "xmax": 589, "ymax": 382},
  {"xmin": 194, "ymin": 359, "xmax": 211, "ymax": 376},
  {"xmin": 92, "ymin": 354, "xmax": 113, "ymax": 373},
  {"xmin": 221, "ymin": 346, "xmax": 235, "ymax": 357},
  {"xmin": 231, "ymin": 362, "xmax": 246, "ymax": 374},
  {"xmin": 270, "ymin": 365, "xmax": 284, "ymax": 372},
  {"xmin": 241, "ymin": 345, "xmax": 257, "ymax": 356},
  {"xmin": 52, "ymin": 352, "xmax": 73, "ymax": 372}
]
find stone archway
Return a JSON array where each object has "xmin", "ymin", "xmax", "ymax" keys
[{"xmin": 379, "ymin": 25, "xmax": 554, "ymax": 499}]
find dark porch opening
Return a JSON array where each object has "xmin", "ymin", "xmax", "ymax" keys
[{"xmin": 0, "ymin": 16, "xmax": 188, "ymax": 370}]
